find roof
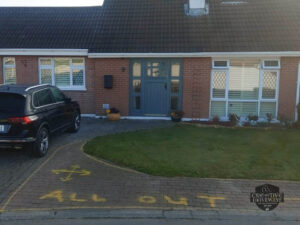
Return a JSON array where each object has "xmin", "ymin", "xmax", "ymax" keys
[
  {"xmin": 0, "ymin": 7, "xmax": 101, "ymax": 49},
  {"xmin": 0, "ymin": 0, "xmax": 300, "ymax": 53}
]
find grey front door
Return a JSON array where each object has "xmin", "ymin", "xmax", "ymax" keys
[
  {"xmin": 130, "ymin": 59, "xmax": 182, "ymax": 117},
  {"xmin": 144, "ymin": 81, "xmax": 168, "ymax": 116}
]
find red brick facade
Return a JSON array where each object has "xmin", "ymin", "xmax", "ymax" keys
[
  {"xmin": 278, "ymin": 57, "xmax": 300, "ymax": 121},
  {"xmin": 182, "ymin": 58, "xmax": 211, "ymax": 119},
  {"xmin": 94, "ymin": 59, "xmax": 130, "ymax": 116},
  {"xmin": 15, "ymin": 56, "xmax": 39, "ymax": 84},
  {"xmin": 0, "ymin": 56, "xmax": 299, "ymax": 120}
]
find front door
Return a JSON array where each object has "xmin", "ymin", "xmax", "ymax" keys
[
  {"xmin": 144, "ymin": 81, "xmax": 168, "ymax": 116},
  {"xmin": 130, "ymin": 59, "xmax": 182, "ymax": 117}
]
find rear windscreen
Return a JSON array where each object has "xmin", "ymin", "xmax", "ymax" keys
[{"xmin": 0, "ymin": 93, "xmax": 25, "ymax": 115}]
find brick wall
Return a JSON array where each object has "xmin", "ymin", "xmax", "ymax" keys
[
  {"xmin": 278, "ymin": 57, "xmax": 300, "ymax": 121},
  {"xmin": 94, "ymin": 59, "xmax": 130, "ymax": 116},
  {"xmin": 1, "ymin": 55, "xmax": 299, "ymax": 120},
  {"xmin": 0, "ymin": 56, "xmax": 96, "ymax": 114},
  {"xmin": 15, "ymin": 56, "xmax": 39, "ymax": 84},
  {"xmin": 64, "ymin": 58, "xmax": 96, "ymax": 114},
  {"xmin": 182, "ymin": 58, "xmax": 211, "ymax": 119}
]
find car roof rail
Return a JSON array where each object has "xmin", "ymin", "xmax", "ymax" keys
[{"xmin": 25, "ymin": 84, "xmax": 50, "ymax": 92}]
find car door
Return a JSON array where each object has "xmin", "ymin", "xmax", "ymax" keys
[
  {"xmin": 33, "ymin": 88, "xmax": 61, "ymax": 132},
  {"xmin": 50, "ymin": 87, "xmax": 73, "ymax": 128}
]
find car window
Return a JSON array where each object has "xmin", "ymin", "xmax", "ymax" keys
[
  {"xmin": 50, "ymin": 87, "xmax": 65, "ymax": 102},
  {"xmin": 33, "ymin": 89, "xmax": 55, "ymax": 107},
  {"xmin": 0, "ymin": 93, "xmax": 25, "ymax": 113}
]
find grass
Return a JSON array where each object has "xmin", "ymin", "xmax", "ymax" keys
[{"xmin": 84, "ymin": 124, "xmax": 300, "ymax": 181}]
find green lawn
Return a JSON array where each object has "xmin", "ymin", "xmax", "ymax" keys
[{"xmin": 84, "ymin": 124, "xmax": 300, "ymax": 180}]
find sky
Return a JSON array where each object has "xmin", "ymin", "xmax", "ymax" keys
[{"xmin": 0, "ymin": 0, "xmax": 104, "ymax": 7}]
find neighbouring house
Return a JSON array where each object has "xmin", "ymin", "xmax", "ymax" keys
[{"xmin": 1, "ymin": 0, "xmax": 300, "ymax": 121}]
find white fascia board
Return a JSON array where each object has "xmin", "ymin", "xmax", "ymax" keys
[
  {"xmin": 88, "ymin": 51, "xmax": 300, "ymax": 58},
  {"xmin": 0, "ymin": 49, "xmax": 88, "ymax": 56},
  {"xmin": 2, "ymin": 49, "xmax": 300, "ymax": 58}
]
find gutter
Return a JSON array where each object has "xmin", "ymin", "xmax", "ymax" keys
[
  {"xmin": 0, "ymin": 49, "xmax": 88, "ymax": 56},
  {"xmin": 88, "ymin": 51, "xmax": 300, "ymax": 58},
  {"xmin": 1, "ymin": 49, "xmax": 300, "ymax": 58}
]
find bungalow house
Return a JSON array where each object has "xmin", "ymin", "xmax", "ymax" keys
[{"xmin": 0, "ymin": 0, "xmax": 300, "ymax": 121}]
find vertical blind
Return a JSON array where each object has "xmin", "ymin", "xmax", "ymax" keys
[
  {"xmin": 40, "ymin": 58, "xmax": 85, "ymax": 88},
  {"xmin": 211, "ymin": 59, "xmax": 279, "ymax": 119}
]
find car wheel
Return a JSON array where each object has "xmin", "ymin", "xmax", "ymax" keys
[
  {"xmin": 32, "ymin": 127, "xmax": 49, "ymax": 157},
  {"xmin": 69, "ymin": 111, "xmax": 81, "ymax": 133}
]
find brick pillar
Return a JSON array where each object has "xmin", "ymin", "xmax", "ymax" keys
[
  {"xmin": 183, "ymin": 58, "xmax": 211, "ymax": 119},
  {"xmin": 278, "ymin": 57, "xmax": 300, "ymax": 121},
  {"xmin": 94, "ymin": 58, "xmax": 130, "ymax": 116}
]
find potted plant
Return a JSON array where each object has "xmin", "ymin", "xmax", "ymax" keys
[
  {"xmin": 170, "ymin": 111, "xmax": 184, "ymax": 122},
  {"xmin": 107, "ymin": 107, "xmax": 121, "ymax": 121}
]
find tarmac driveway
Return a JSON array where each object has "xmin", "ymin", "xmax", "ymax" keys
[{"xmin": 1, "ymin": 118, "xmax": 300, "ymax": 224}]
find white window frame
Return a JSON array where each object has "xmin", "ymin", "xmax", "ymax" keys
[
  {"xmin": 210, "ymin": 67, "xmax": 229, "ymax": 120},
  {"xmin": 210, "ymin": 59, "xmax": 280, "ymax": 120},
  {"xmin": 3, "ymin": 57, "xmax": 16, "ymax": 84},
  {"xmin": 212, "ymin": 60, "xmax": 230, "ymax": 69},
  {"xmin": 262, "ymin": 59, "xmax": 281, "ymax": 69},
  {"xmin": 38, "ymin": 57, "xmax": 86, "ymax": 91},
  {"xmin": 259, "ymin": 69, "xmax": 280, "ymax": 119}
]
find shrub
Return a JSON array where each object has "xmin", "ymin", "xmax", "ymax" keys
[
  {"xmin": 279, "ymin": 115, "xmax": 293, "ymax": 128},
  {"xmin": 243, "ymin": 121, "xmax": 251, "ymax": 127},
  {"xmin": 229, "ymin": 114, "xmax": 240, "ymax": 125},
  {"xmin": 247, "ymin": 115, "xmax": 258, "ymax": 122},
  {"xmin": 266, "ymin": 113, "xmax": 273, "ymax": 123},
  {"xmin": 212, "ymin": 115, "xmax": 220, "ymax": 123},
  {"xmin": 292, "ymin": 122, "xmax": 300, "ymax": 128}
]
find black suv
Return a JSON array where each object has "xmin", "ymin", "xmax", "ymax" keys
[{"xmin": 0, "ymin": 84, "xmax": 81, "ymax": 157}]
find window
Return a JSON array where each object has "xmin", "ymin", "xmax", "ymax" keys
[
  {"xmin": 50, "ymin": 87, "xmax": 65, "ymax": 102},
  {"xmin": 132, "ymin": 62, "xmax": 141, "ymax": 77},
  {"xmin": 131, "ymin": 61, "xmax": 142, "ymax": 111},
  {"xmin": 33, "ymin": 89, "xmax": 55, "ymax": 107},
  {"xmin": 0, "ymin": 93, "xmax": 25, "ymax": 113},
  {"xmin": 171, "ymin": 63, "xmax": 180, "ymax": 77},
  {"xmin": 3, "ymin": 57, "xmax": 16, "ymax": 84},
  {"xmin": 212, "ymin": 71, "xmax": 226, "ymax": 99},
  {"xmin": 210, "ymin": 59, "xmax": 279, "ymax": 120},
  {"xmin": 262, "ymin": 60, "xmax": 280, "ymax": 69},
  {"xmin": 39, "ymin": 58, "xmax": 85, "ymax": 90},
  {"xmin": 213, "ymin": 60, "xmax": 229, "ymax": 69},
  {"xmin": 170, "ymin": 61, "xmax": 181, "ymax": 111},
  {"xmin": 147, "ymin": 62, "xmax": 167, "ymax": 77},
  {"xmin": 228, "ymin": 60, "xmax": 260, "ymax": 100}
]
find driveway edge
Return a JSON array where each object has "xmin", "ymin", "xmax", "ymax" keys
[{"xmin": 1, "ymin": 208, "xmax": 300, "ymax": 221}]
